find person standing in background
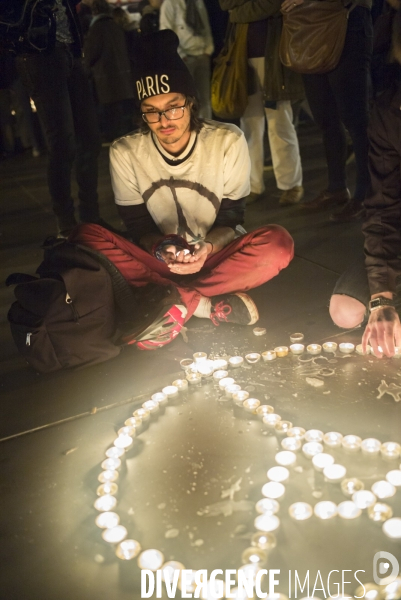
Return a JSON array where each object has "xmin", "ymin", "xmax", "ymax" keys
[{"xmin": 159, "ymin": 0, "xmax": 214, "ymax": 118}]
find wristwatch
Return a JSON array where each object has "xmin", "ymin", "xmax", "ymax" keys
[{"xmin": 369, "ymin": 297, "xmax": 395, "ymax": 312}]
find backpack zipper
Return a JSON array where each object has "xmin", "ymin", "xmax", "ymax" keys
[
  {"xmin": 26, "ymin": 332, "xmax": 32, "ymax": 346},
  {"xmin": 66, "ymin": 293, "xmax": 79, "ymax": 323}
]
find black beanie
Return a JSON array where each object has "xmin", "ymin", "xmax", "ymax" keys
[{"xmin": 132, "ymin": 30, "xmax": 197, "ymax": 103}]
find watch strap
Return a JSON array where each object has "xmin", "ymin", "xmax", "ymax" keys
[{"xmin": 369, "ymin": 297, "xmax": 395, "ymax": 312}]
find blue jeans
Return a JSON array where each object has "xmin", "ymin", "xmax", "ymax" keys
[{"xmin": 16, "ymin": 45, "xmax": 101, "ymax": 226}]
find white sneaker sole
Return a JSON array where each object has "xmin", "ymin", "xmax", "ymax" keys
[{"xmin": 235, "ymin": 293, "xmax": 259, "ymax": 325}]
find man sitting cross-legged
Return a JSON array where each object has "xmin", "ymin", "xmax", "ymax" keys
[{"xmin": 70, "ymin": 30, "xmax": 294, "ymax": 349}]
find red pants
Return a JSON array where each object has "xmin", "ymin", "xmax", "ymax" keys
[{"xmin": 69, "ymin": 224, "xmax": 294, "ymax": 320}]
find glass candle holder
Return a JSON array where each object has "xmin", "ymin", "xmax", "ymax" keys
[
  {"xmin": 226, "ymin": 383, "xmax": 242, "ymax": 398},
  {"xmin": 367, "ymin": 503, "xmax": 393, "ymax": 523},
  {"xmin": 305, "ymin": 429, "xmax": 324, "ymax": 443},
  {"xmin": 302, "ymin": 442, "xmax": 324, "ymax": 459},
  {"xmin": 263, "ymin": 414, "xmax": 282, "ymax": 429},
  {"xmin": 356, "ymin": 344, "xmax": 371, "ymax": 356},
  {"xmin": 267, "ymin": 466, "xmax": 290, "ymax": 483},
  {"xmin": 251, "ymin": 532, "xmax": 277, "ymax": 550},
  {"xmin": 94, "ymin": 494, "xmax": 117, "ymax": 512},
  {"xmin": 98, "ymin": 469, "xmax": 119, "ymax": 483},
  {"xmin": 186, "ymin": 372, "xmax": 202, "ymax": 385},
  {"xmin": 262, "ymin": 350, "xmax": 276, "ymax": 361},
  {"xmin": 114, "ymin": 434, "xmax": 133, "ymax": 450},
  {"xmin": 323, "ymin": 431, "xmax": 343, "ymax": 448},
  {"xmin": 95, "ymin": 511, "xmax": 120, "ymax": 529},
  {"xmin": 241, "ymin": 547, "xmax": 268, "ymax": 565},
  {"xmin": 102, "ymin": 525, "xmax": 128, "ymax": 544},
  {"xmin": 382, "ymin": 518, "xmax": 401, "ymax": 539},
  {"xmin": 275, "ymin": 451, "xmax": 297, "ymax": 467},
  {"xmin": 151, "ymin": 392, "xmax": 168, "ymax": 405},
  {"xmin": 307, "ymin": 344, "xmax": 322, "ymax": 355},
  {"xmin": 339, "ymin": 342, "xmax": 355, "ymax": 354},
  {"xmin": 243, "ymin": 398, "xmax": 261, "ymax": 413},
  {"xmin": 229, "ymin": 356, "xmax": 244, "ymax": 368},
  {"xmin": 142, "ymin": 399, "xmax": 159, "ymax": 414},
  {"xmin": 361, "ymin": 438, "xmax": 381, "ymax": 456},
  {"xmin": 219, "ymin": 377, "xmax": 235, "ymax": 390},
  {"xmin": 274, "ymin": 420, "xmax": 293, "ymax": 435},
  {"xmin": 323, "ymin": 342, "xmax": 337, "ymax": 352},
  {"xmin": 128, "ymin": 415, "xmax": 143, "ymax": 427},
  {"xmin": 138, "ymin": 549, "xmax": 165, "ymax": 571},
  {"xmin": 386, "ymin": 470, "xmax": 401, "ymax": 487},
  {"xmin": 274, "ymin": 346, "xmax": 289, "ymax": 358},
  {"xmin": 287, "ymin": 427, "xmax": 306, "ymax": 439},
  {"xmin": 341, "ymin": 478, "xmax": 364, "ymax": 497},
  {"xmin": 290, "ymin": 344, "xmax": 305, "ymax": 355},
  {"xmin": 118, "ymin": 425, "xmax": 135, "ymax": 438},
  {"xmin": 262, "ymin": 481, "xmax": 285, "ymax": 499},
  {"xmin": 323, "ymin": 463, "xmax": 347, "ymax": 483},
  {"xmin": 196, "ymin": 359, "xmax": 215, "ymax": 377},
  {"xmin": 342, "ymin": 435, "xmax": 362, "ymax": 452},
  {"xmin": 162, "ymin": 385, "xmax": 179, "ymax": 398},
  {"xmin": 116, "ymin": 539, "xmax": 142, "ymax": 560},
  {"xmin": 134, "ymin": 408, "xmax": 151, "ymax": 421},
  {"xmin": 231, "ymin": 390, "xmax": 250, "ymax": 406},
  {"xmin": 101, "ymin": 457, "xmax": 121, "ymax": 471},
  {"xmin": 289, "ymin": 502, "xmax": 313, "ymax": 521},
  {"xmin": 337, "ymin": 501, "xmax": 361, "ymax": 520},
  {"xmin": 171, "ymin": 380, "xmax": 188, "ymax": 393},
  {"xmin": 245, "ymin": 352, "xmax": 261, "ymax": 364},
  {"xmin": 314, "ymin": 501, "xmax": 337, "ymax": 520},
  {"xmin": 255, "ymin": 498, "xmax": 280, "ymax": 515},
  {"xmin": 312, "ymin": 453, "xmax": 335, "ymax": 472},
  {"xmin": 254, "ymin": 514, "xmax": 280, "ymax": 532},
  {"xmin": 281, "ymin": 437, "xmax": 301, "ymax": 452},
  {"xmin": 97, "ymin": 482, "xmax": 118, "ymax": 496},
  {"xmin": 290, "ymin": 332, "xmax": 304, "ymax": 343},
  {"xmin": 105, "ymin": 446, "xmax": 125, "ymax": 459},
  {"xmin": 381, "ymin": 442, "xmax": 401, "ymax": 460},
  {"xmin": 213, "ymin": 359, "xmax": 228, "ymax": 370},
  {"xmin": 213, "ymin": 370, "xmax": 228, "ymax": 381},
  {"xmin": 352, "ymin": 490, "xmax": 376, "ymax": 509},
  {"xmin": 371, "ymin": 480, "xmax": 396, "ymax": 499},
  {"xmin": 256, "ymin": 405, "xmax": 274, "ymax": 418},
  {"xmin": 193, "ymin": 352, "xmax": 207, "ymax": 363}
]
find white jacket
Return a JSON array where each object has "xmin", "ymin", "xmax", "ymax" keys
[{"xmin": 159, "ymin": 0, "xmax": 214, "ymax": 58}]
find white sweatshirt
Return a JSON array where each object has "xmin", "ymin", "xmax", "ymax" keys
[{"xmin": 159, "ymin": 0, "xmax": 214, "ymax": 58}]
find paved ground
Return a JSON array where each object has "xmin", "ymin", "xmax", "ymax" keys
[{"xmin": 1, "ymin": 123, "xmax": 400, "ymax": 600}]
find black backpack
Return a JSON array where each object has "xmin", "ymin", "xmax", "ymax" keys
[{"xmin": 6, "ymin": 238, "xmax": 137, "ymax": 373}]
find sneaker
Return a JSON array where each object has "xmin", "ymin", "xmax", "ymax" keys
[
  {"xmin": 329, "ymin": 200, "xmax": 365, "ymax": 222},
  {"xmin": 120, "ymin": 288, "xmax": 187, "ymax": 350},
  {"xmin": 279, "ymin": 186, "xmax": 304, "ymax": 205},
  {"xmin": 302, "ymin": 188, "xmax": 350, "ymax": 212},
  {"xmin": 210, "ymin": 293, "xmax": 259, "ymax": 326}
]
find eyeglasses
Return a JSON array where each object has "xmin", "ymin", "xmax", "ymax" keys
[{"xmin": 142, "ymin": 103, "xmax": 187, "ymax": 124}]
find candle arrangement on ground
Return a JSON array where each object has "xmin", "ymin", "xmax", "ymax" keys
[{"xmin": 92, "ymin": 348, "xmax": 401, "ymax": 598}]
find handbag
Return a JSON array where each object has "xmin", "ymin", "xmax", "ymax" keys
[
  {"xmin": 211, "ymin": 22, "xmax": 249, "ymax": 119},
  {"xmin": 279, "ymin": 1, "xmax": 356, "ymax": 75}
]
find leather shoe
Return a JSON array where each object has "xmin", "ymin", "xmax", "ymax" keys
[
  {"xmin": 330, "ymin": 200, "xmax": 365, "ymax": 222},
  {"xmin": 302, "ymin": 188, "xmax": 350, "ymax": 212}
]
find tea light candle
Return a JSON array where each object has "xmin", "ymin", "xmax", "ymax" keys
[
  {"xmin": 367, "ymin": 503, "xmax": 393, "ymax": 522},
  {"xmin": 162, "ymin": 385, "xmax": 179, "ymax": 397},
  {"xmin": 114, "ymin": 434, "xmax": 133, "ymax": 449},
  {"xmin": 314, "ymin": 501, "xmax": 337, "ymax": 520},
  {"xmin": 339, "ymin": 342, "xmax": 355, "ymax": 354},
  {"xmin": 342, "ymin": 435, "xmax": 362, "ymax": 452},
  {"xmin": 323, "ymin": 342, "xmax": 337, "ymax": 352},
  {"xmin": 302, "ymin": 442, "xmax": 324, "ymax": 458},
  {"xmin": 213, "ymin": 359, "xmax": 228, "ymax": 370},
  {"xmin": 243, "ymin": 398, "xmax": 260, "ymax": 412},
  {"xmin": 307, "ymin": 344, "xmax": 322, "ymax": 355},
  {"xmin": 356, "ymin": 344, "xmax": 370, "ymax": 356},
  {"xmin": 290, "ymin": 332, "xmax": 304, "ymax": 343},
  {"xmin": 96, "ymin": 511, "xmax": 120, "ymax": 529},
  {"xmin": 94, "ymin": 494, "xmax": 117, "ymax": 512},
  {"xmin": 231, "ymin": 390, "xmax": 249, "ymax": 406},
  {"xmin": 226, "ymin": 384, "xmax": 242, "ymax": 398},
  {"xmin": 219, "ymin": 377, "xmax": 235, "ymax": 390},
  {"xmin": 341, "ymin": 478, "xmax": 364, "ymax": 497},
  {"xmin": 251, "ymin": 532, "xmax": 277, "ymax": 550},
  {"xmin": 162, "ymin": 562, "xmax": 185, "ymax": 582},
  {"xmin": 274, "ymin": 346, "xmax": 288, "ymax": 357},
  {"xmin": 275, "ymin": 451, "xmax": 297, "ymax": 466},
  {"xmin": 138, "ymin": 549, "xmax": 165, "ymax": 571},
  {"xmin": 98, "ymin": 469, "xmax": 118, "ymax": 483},
  {"xmin": 361, "ymin": 438, "xmax": 381, "ymax": 455},
  {"xmin": 262, "ymin": 350, "xmax": 276, "ymax": 361},
  {"xmin": 241, "ymin": 547, "xmax": 267, "ymax": 565},
  {"xmin": 253, "ymin": 327, "xmax": 267, "ymax": 337},
  {"xmin": 186, "ymin": 372, "xmax": 202, "ymax": 385},
  {"xmin": 371, "ymin": 480, "xmax": 396, "ymax": 499},
  {"xmin": 97, "ymin": 482, "xmax": 118, "ymax": 496},
  {"xmin": 275, "ymin": 420, "xmax": 293, "ymax": 435},
  {"xmin": 381, "ymin": 442, "xmax": 401, "ymax": 460},
  {"xmin": 382, "ymin": 518, "xmax": 401, "ymax": 539},
  {"xmin": 102, "ymin": 525, "xmax": 128, "ymax": 544},
  {"xmin": 289, "ymin": 502, "xmax": 313, "ymax": 521},
  {"xmin": 323, "ymin": 463, "xmax": 347, "ymax": 482},
  {"xmin": 287, "ymin": 427, "xmax": 306, "ymax": 439},
  {"xmin": 263, "ymin": 413, "xmax": 282, "ymax": 428},
  {"xmin": 116, "ymin": 539, "xmax": 142, "ymax": 560},
  {"xmin": 337, "ymin": 501, "xmax": 361, "ymax": 520},
  {"xmin": 127, "ymin": 415, "xmax": 143, "ymax": 427},
  {"xmin": 262, "ymin": 481, "xmax": 285, "ymax": 499},
  {"xmin": 193, "ymin": 352, "xmax": 207, "ymax": 363},
  {"xmin": 171, "ymin": 380, "xmax": 188, "ymax": 393},
  {"xmin": 197, "ymin": 360, "xmax": 215, "ymax": 377},
  {"xmin": 142, "ymin": 399, "xmax": 159, "ymax": 414},
  {"xmin": 281, "ymin": 437, "xmax": 301, "ymax": 451},
  {"xmin": 254, "ymin": 514, "xmax": 280, "ymax": 532},
  {"xmin": 245, "ymin": 352, "xmax": 261, "ymax": 364},
  {"xmin": 267, "ymin": 466, "xmax": 290, "ymax": 482},
  {"xmin": 229, "ymin": 356, "xmax": 244, "ymax": 368},
  {"xmin": 105, "ymin": 446, "xmax": 125, "ymax": 458},
  {"xmin": 213, "ymin": 369, "xmax": 228, "ymax": 381},
  {"xmin": 256, "ymin": 405, "xmax": 274, "ymax": 418},
  {"xmin": 305, "ymin": 429, "xmax": 324, "ymax": 443},
  {"xmin": 386, "ymin": 470, "xmax": 401, "ymax": 486},
  {"xmin": 118, "ymin": 426, "xmax": 135, "ymax": 437},
  {"xmin": 255, "ymin": 498, "xmax": 280, "ymax": 514},
  {"xmin": 180, "ymin": 358, "xmax": 194, "ymax": 370},
  {"xmin": 101, "ymin": 457, "xmax": 121, "ymax": 471},
  {"xmin": 323, "ymin": 431, "xmax": 343, "ymax": 448},
  {"xmin": 352, "ymin": 490, "xmax": 376, "ymax": 509},
  {"xmin": 290, "ymin": 344, "xmax": 305, "ymax": 355},
  {"xmin": 152, "ymin": 391, "xmax": 168, "ymax": 404},
  {"xmin": 312, "ymin": 453, "xmax": 335, "ymax": 472},
  {"xmin": 134, "ymin": 408, "xmax": 151, "ymax": 421}
]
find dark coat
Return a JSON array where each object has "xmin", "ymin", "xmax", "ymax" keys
[
  {"xmin": 219, "ymin": 0, "xmax": 304, "ymax": 103},
  {"xmin": 84, "ymin": 15, "xmax": 134, "ymax": 105}
]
